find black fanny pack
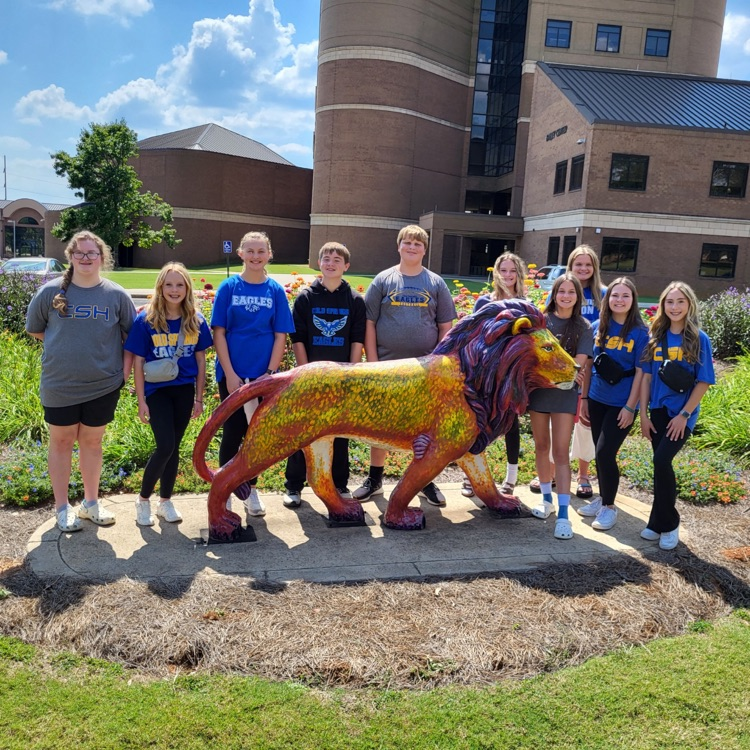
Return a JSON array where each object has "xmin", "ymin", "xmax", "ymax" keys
[
  {"xmin": 593, "ymin": 351, "xmax": 635, "ymax": 386},
  {"xmin": 657, "ymin": 334, "xmax": 696, "ymax": 394}
]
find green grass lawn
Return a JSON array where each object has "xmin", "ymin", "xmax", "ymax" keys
[
  {"xmin": 104, "ymin": 264, "xmax": 488, "ymax": 293},
  {"xmin": 1, "ymin": 611, "xmax": 749, "ymax": 749}
]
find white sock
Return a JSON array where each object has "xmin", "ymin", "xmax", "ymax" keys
[{"xmin": 505, "ymin": 464, "xmax": 519, "ymax": 485}]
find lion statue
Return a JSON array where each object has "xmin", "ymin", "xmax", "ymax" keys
[{"xmin": 193, "ymin": 300, "xmax": 578, "ymax": 541}]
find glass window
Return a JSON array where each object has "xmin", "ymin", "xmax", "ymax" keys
[
  {"xmin": 596, "ymin": 24, "xmax": 621, "ymax": 53},
  {"xmin": 601, "ymin": 238, "xmax": 639, "ymax": 272},
  {"xmin": 547, "ymin": 237, "xmax": 561, "ymax": 265},
  {"xmin": 700, "ymin": 244, "xmax": 737, "ymax": 278},
  {"xmin": 562, "ymin": 236, "xmax": 577, "ymax": 264},
  {"xmin": 609, "ymin": 154, "xmax": 649, "ymax": 191},
  {"xmin": 569, "ymin": 154, "xmax": 585, "ymax": 191},
  {"xmin": 710, "ymin": 161, "xmax": 749, "ymax": 198},
  {"xmin": 554, "ymin": 160, "xmax": 568, "ymax": 194},
  {"xmin": 546, "ymin": 20, "xmax": 571, "ymax": 49},
  {"xmin": 645, "ymin": 29, "xmax": 670, "ymax": 57}
]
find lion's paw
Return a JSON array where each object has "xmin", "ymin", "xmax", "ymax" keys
[
  {"xmin": 328, "ymin": 503, "xmax": 366, "ymax": 526},
  {"xmin": 490, "ymin": 500, "xmax": 533, "ymax": 519},
  {"xmin": 208, "ymin": 509, "xmax": 243, "ymax": 541},
  {"xmin": 383, "ymin": 506, "xmax": 426, "ymax": 530}
]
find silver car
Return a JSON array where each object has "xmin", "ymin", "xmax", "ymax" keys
[
  {"xmin": 0, "ymin": 257, "xmax": 67, "ymax": 277},
  {"xmin": 534, "ymin": 264, "xmax": 566, "ymax": 291}
]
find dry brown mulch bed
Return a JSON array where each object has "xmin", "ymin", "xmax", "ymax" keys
[{"xmin": 1, "ymin": 488, "xmax": 749, "ymax": 689}]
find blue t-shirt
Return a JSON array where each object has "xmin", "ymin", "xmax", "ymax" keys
[
  {"xmin": 210, "ymin": 275, "xmax": 295, "ymax": 380},
  {"xmin": 589, "ymin": 319, "xmax": 649, "ymax": 407},
  {"xmin": 642, "ymin": 329, "xmax": 715, "ymax": 431},
  {"xmin": 125, "ymin": 312, "xmax": 213, "ymax": 398}
]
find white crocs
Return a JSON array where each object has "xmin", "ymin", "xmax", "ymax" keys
[
  {"xmin": 78, "ymin": 500, "xmax": 116, "ymax": 526},
  {"xmin": 531, "ymin": 500, "xmax": 554, "ymax": 519},
  {"xmin": 554, "ymin": 518, "xmax": 573, "ymax": 540},
  {"xmin": 57, "ymin": 505, "xmax": 82, "ymax": 532}
]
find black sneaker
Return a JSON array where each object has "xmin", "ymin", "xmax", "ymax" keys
[
  {"xmin": 352, "ymin": 477, "xmax": 383, "ymax": 501},
  {"xmin": 418, "ymin": 482, "xmax": 446, "ymax": 507},
  {"xmin": 337, "ymin": 488, "xmax": 353, "ymax": 499}
]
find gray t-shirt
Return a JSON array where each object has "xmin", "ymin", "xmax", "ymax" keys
[
  {"xmin": 365, "ymin": 266, "xmax": 457, "ymax": 360},
  {"xmin": 26, "ymin": 277, "xmax": 136, "ymax": 408}
]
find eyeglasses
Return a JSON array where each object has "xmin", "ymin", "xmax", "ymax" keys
[{"xmin": 71, "ymin": 251, "xmax": 101, "ymax": 260}]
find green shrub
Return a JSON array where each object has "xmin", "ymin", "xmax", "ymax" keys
[
  {"xmin": 695, "ymin": 352, "xmax": 750, "ymax": 464},
  {"xmin": 699, "ymin": 287, "xmax": 750, "ymax": 360},
  {"xmin": 0, "ymin": 268, "xmax": 50, "ymax": 336},
  {"xmin": 0, "ymin": 332, "xmax": 45, "ymax": 443}
]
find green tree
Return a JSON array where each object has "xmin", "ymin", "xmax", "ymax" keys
[{"xmin": 51, "ymin": 120, "xmax": 179, "ymax": 257}]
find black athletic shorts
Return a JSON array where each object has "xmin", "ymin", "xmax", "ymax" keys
[{"xmin": 44, "ymin": 385, "xmax": 122, "ymax": 427}]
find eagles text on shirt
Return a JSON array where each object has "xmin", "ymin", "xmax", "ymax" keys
[
  {"xmin": 387, "ymin": 288, "xmax": 431, "ymax": 307},
  {"xmin": 232, "ymin": 294, "xmax": 273, "ymax": 312},
  {"xmin": 150, "ymin": 331, "xmax": 200, "ymax": 359},
  {"xmin": 311, "ymin": 306, "xmax": 348, "ymax": 347}
]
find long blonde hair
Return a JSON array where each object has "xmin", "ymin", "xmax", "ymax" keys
[
  {"xmin": 491, "ymin": 252, "xmax": 527, "ymax": 300},
  {"xmin": 52, "ymin": 230, "xmax": 114, "ymax": 313},
  {"xmin": 567, "ymin": 244, "xmax": 604, "ymax": 312},
  {"xmin": 645, "ymin": 281, "xmax": 702, "ymax": 364},
  {"xmin": 145, "ymin": 262, "xmax": 200, "ymax": 337}
]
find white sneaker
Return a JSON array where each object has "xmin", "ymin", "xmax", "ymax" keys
[
  {"xmin": 57, "ymin": 505, "xmax": 82, "ymax": 532},
  {"xmin": 283, "ymin": 490, "xmax": 302, "ymax": 508},
  {"xmin": 640, "ymin": 527, "xmax": 660, "ymax": 541},
  {"xmin": 78, "ymin": 500, "xmax": 116, "ymax": 526},
  {"xmin": 135, "ymin": 499, "xmax": 155, "ymax": 527},
  {"xmin": 244, "ymin": 488, "xmax": 266, "ymax": 517},
  {"xmin": 337, "ymin": 488, "xmax": 353, "ymax": 499},
  {"xmin": 156, "ymin": 500, "xmax": 182, "ymax": 523},
  {"xmin": 659, "ymin": 527, "xmax": 680, "ymax": 550},
  {"xmin": 592, "ymin": 505, "xmax": 618, "ymax": 531},
  {"xmin": 531, "ymin": 500, "xmax": 554, "ymax": 519},
  {"xmin": 576, "ymin": 496, "xmax": 602, "ymax": 518}
]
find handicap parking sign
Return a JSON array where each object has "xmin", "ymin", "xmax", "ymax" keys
[{"xmin": 223, "ymin": 240, "xmax": 233, "ymax": 253}]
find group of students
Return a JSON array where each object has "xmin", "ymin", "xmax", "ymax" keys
[{"xmin": 25, "ymin": 229, "xmax": 714, "ymax": 552}]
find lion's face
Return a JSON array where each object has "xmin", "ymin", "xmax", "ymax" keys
[{"xmin": 529, "ymin": 328, "xmax": 579, "ymax": 389}]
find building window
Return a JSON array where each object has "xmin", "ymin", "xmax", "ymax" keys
[
  {"xmin": 645, "ymin": 29, "xmax": 670, "ymax": 57},
  {"xmin": 601, "ymin": 237, "xmax": 639, "ymax": 272},
  {"xmin": 546, "ymin": 20, "xmax": 571, "ymax": 48},
  {"xmin": 547, "ymin": 237, "xmax": 561, "ymax": 265},
  {"xmin": 562, "ymin": 235, "xmax": 577, "ymax": 264},
  {"xmin": 700, "ymin": 244, "xmax": 737, "ymax": 278},
  {"xmin": 609, "ymin": 154, "xmax": 649, "ymax": 191},
  {"xmin": 569, "ymin": 154, "xmax": 584, "ymax": 191},
  {"xmin": 710, "ymin": 161, "xmax": 749, "ymax": 198},
  {"xmin": 596, "ymin": 24, "xmax": 621, "ymax": 53},
  {"xmin": 554, "ymin": 160, "xmax": 568, "ymax": 194}
]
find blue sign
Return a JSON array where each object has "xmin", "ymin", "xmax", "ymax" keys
[{"xmin": 222, "ymin": 240, "xmax": 233, "ymax": 254}]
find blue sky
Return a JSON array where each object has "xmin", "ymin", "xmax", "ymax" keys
[{"xmin": 1, "ymin": 0, "xmax": 749, "ymax": 205}]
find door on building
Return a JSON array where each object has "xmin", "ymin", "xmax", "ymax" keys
[{"xmin": 468, "ymin": 238, "xmax": 516, "ymax": 277}]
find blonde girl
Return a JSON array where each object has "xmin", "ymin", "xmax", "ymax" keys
[
  {"xmin": 25, "ymin": 231, "xmax": 135, "ymax": 532},
  {"xmin": 463, "ymin": 252, "xmax": 528, "ymax": 497},
  {"xmin": 528, "ymin": 273, "xmax": 593, "ymax": 540},
  {"xmin": 124, "ymin": 262, "xmax": 212, "ymax": 526},
  {"xmin": 639, "ymin": 282, "xmax": 715, "ymax": 550},
  {"xmin": 211, "ymin": 231, "xmax": 295, "ymax": 516}
]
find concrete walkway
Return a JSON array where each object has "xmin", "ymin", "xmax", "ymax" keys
[{"xmin": 26, "ymin": 483, "xmax": 667, "ymax": 584}]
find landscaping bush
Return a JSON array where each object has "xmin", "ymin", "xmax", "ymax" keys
[
  {"xmin": 699, "ymin": 286, "xmax": 750, "ymax": 360},
  {"xmin": 0, "ymin": 268, "xmax": 50, "ymax": 336}
]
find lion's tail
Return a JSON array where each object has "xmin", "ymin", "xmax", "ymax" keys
[{"xmin": 192, "ymin": 375, "xmax": 288, "ymax": 483}]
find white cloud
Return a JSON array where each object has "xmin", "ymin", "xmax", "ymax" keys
[
  {"xmin": 0, "ymin": 50, "xmax": 8, "ymax": 65},
  {"xmin": 0, "ymin": 135, "xmax": 32, "ymax": 151},
  {"xmin": 722, "ymin": 13, "xmax": 750, "ymax": 45},
  {"xmin": 48, "ymin": 0, "xmax": 153, "ymax": 24},
  {"xmin": 14, "ymin": 85, "xmax": 94, "ymax": 125},
  {"xmin": 12, "ymin": 1, "xmax": 318, "ymax": 166}
]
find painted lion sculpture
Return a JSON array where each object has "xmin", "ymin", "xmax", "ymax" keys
[{"xmin": 193, "ymin": 300, "xmax": 578, "ymax": 541}]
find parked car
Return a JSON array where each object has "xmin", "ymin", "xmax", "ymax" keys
[
  {"xmin": 0, "ymin": 257, "xmax": 67, "ymax": 278},
  {"xmin": 533, "ymin": 264, "xmax": 566, "ymax": 292}
]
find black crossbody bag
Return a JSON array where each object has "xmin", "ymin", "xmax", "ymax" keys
[
  {"xmin": 657, "ymin": 334, "xmax": 696, "ymax": 394},
  {"xmin": 593, "ymin": 351, "xmax": 635, "ymax": 386}
]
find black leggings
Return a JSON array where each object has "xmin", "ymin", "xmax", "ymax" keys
[
  {"xmin": 505, "ymin": 415, "xmax": 520, "ymax": 464},
  {"xmin": 140, "ymin": 383, "xmax": 194, "ymax": 499},
  {"xmin": 588, "ymin": 398, "xmax": 633, "ymax": 506},
  {"xmin": 647, "ymin": 407, "xmax": 691, "ymax": 533},
  {"xmin": 218, "ymin": 378, "xmax": 256, "ymax": 486},
  {"xmin": 285, "ymin": 439, "xmax": 350, "ymax": 492}
]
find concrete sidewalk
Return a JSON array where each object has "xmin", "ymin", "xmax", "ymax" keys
[{"xmin": 26, "ymin": 483, "xmax": 667, "ymax": 584}]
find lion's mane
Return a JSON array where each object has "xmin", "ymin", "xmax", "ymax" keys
[{"xmin": 434, "ymin": 300, "xmax": 549, "ymax": 454}]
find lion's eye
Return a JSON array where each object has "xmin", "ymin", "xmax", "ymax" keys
[{"xmin": 542, "ymin": 344, "xmax": 554, "ymax": 352}]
